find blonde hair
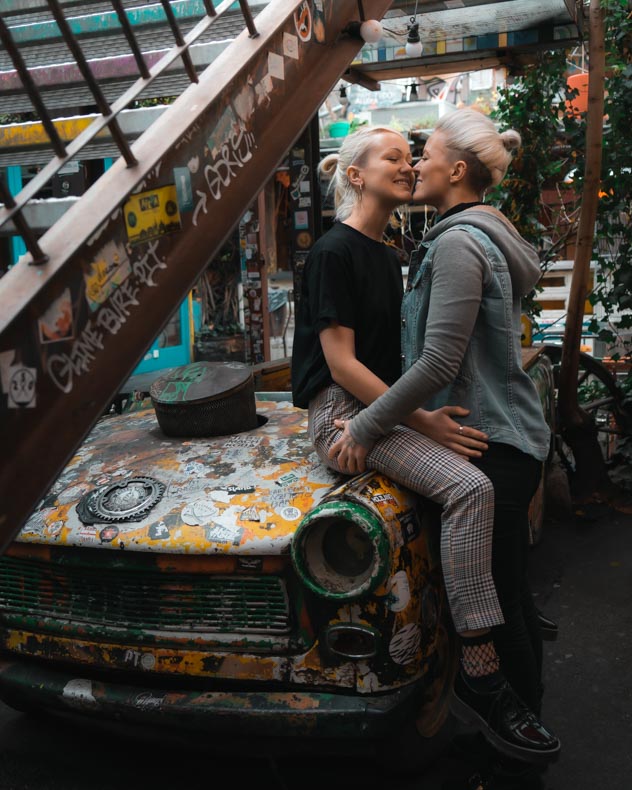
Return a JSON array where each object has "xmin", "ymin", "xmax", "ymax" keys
[
  {"xmin": 319, "ymin": 125, "xmax": 408, "ymax": 221},
  {"xmin": 435, "ymin": 108, "xmax": 520, "ymax": 192}
]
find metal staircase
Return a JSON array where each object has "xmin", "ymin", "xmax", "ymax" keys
[{"xmin": 0, "ymin": 0, "xmax": 394, "ymax": 548}]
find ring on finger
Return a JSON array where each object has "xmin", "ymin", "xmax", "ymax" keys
[{"xmin": 458, "ymin": 425, "xmax": 464, "ymax": 435}]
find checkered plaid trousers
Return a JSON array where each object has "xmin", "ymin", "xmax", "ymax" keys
[{"xmin": 308, "ymin": 384, "xmax": 504, "ymax": 632}]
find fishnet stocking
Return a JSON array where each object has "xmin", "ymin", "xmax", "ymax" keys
[{"xmin": 461, "ymin": 639, "xmax": 501, "ymax": 678}]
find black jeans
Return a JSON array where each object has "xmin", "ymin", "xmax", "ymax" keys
[{"xmin": 471, "ymin": 442, "xmax": 543, "ymax": 712}]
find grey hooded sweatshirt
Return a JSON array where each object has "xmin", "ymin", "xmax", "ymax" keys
[{"xmin": 348, "ymin": 205, "xmax": 551, "ymax": 461}]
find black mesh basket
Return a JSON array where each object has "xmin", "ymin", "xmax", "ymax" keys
[{"xmin": 150, "ymin": 361, "xmax": 258, "ymax": 438}]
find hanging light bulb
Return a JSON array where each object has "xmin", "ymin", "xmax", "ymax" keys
[
  {"xmin": 359, "ymin": 19, "xmax": 383, "ymax": 43},
  {"xmin": 341, "ymin": 19, "xmax": 383, "ymax": 43},
  {"xmin": 409, "ymin": 82, "xmax": 419, "ymax": 101},
  {"xmin": 405, "ymin": 21, "xmax": 423, "ymax": 58},
  {"xmin": 340, "ymin": 85, "xmax": 347, "ymax": 99}
]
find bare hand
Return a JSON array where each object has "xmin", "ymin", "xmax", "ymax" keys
[
  {"xmin": 328, "ymin": 418, "xmax": 370, "ymax": 475},
  {"xmin": 411, "ymin": 406, "xmax": 488, "ymax": 458}
]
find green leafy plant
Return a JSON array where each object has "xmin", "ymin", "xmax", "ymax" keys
[
  {"xmin": 489, "ymin": 49, "xmax": 578, "ymax": 327},
  {"xmin": 582, "ymin": 0, "xmax": 632, "ymax": 359}
]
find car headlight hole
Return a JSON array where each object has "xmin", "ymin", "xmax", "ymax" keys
[{"xmin": 291, "ymin": 502, "xmax": 390, "ymax": 600}]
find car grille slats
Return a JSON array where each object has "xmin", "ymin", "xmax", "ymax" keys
[{"xmin": 0, "ymin": 556, "xmax": 290, "ymax": 635}]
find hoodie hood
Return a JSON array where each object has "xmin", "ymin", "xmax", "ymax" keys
[{"xmin": 423, "ymin": 205, "xmax": 542, "ymax": 297}]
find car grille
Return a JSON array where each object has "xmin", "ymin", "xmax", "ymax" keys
[{"xmin": 0, "ymin": 556, "xmax": 291, "ymax": 635}]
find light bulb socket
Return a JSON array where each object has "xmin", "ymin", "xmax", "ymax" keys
[
  {"xmin": 407, "ymin": 22, "xmax": 420, "ymax": 44},
  {"xmin": 342, "ymin": 20, "xmax": 362, "ymax": 38}
]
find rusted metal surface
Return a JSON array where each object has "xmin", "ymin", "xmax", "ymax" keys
[
  {"xmin": 14, "ymin": 399, "xmax": 339, "ymax": 554},
  {"xmin": 0, "ymin": 0, "xmax": 395, "ymax": 547},
  {"xmin": 0, "ymin": 658, "xmax": 426, "ymax": 737},
  {"xmin": 0, "ymin": 403, "xmax": 450, "ymax": 734}
]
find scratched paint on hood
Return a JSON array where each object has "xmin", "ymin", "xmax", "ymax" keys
[{"xmin": 19, "ymin": 400, "xmax": 341, "ymax": 555}]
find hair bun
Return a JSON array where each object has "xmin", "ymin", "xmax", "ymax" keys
[
  {"xmin": 319, "ymin": 153, "xmax": 339, "ymax": 179},
  {"xmin": 500, "ymin": 129, "xmax": 521, "ymax": 152}
]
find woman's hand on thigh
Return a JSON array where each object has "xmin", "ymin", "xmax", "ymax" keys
[
  {"xmin": 409, "ymin": 406, "xmax": 488, "ymax": 458},
  {"xmin": 328, "ymin": 419, "xmax": 369, "ymax": 474}
]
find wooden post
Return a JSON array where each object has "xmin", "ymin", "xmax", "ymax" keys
[{"xmin": 558, "ymin": 0, "xmax": 609, "ymax": 496}]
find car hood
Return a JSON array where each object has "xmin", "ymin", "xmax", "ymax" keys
[{"xmin": 18, "ymin": 398, "xmax": 341, "ymax": 555}]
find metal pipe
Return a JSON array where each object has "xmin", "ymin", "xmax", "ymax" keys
[
  {"xmin": 160, "ymin": 0, "xmax": 198, "ymax": 83},
  {"xmin": 47, "ymin": 0, "xmax": 138, "ymax": 166},
  {"xmin": 238, "ymin": 0, "xmax": 258, "ymax": 38},
  {"xmin": 0, "ymin": 176, "xmax": 48, "ymax": 264},
  {"xmin": 0, "ymin": 16, "xmax": 67, "ymax": 159},
  {"xmin": 110, "ymin": 0, "xmax": 150, "ymax": 79}
]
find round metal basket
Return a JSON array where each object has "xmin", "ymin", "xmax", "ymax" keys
[{"xmin": 150, "ymin": 361, "xmax": 258, "ymax": 438}]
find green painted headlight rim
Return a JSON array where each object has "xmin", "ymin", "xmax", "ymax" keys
[{"xmin": 290, "ymin": 500, "xmax": 391, "ymax": 601}]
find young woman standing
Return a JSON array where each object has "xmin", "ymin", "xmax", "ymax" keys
[
  {"xmin": 291, "ymin": 124, "xmax": 558, "ymax": 768},
  {"xmin": 330, "ymin": 110, "xmax": 560, "ymax": 785}
]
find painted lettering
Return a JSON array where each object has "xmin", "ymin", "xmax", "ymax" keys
[
  {"xmin": 132, "ymin": 240, "xmax": 167, "ymax": 287},
  {"xmin": 47, "ymin": 322, "xmax": 105, "ymax": 393},
  {"xmin": 48, "ymin": 245, "xmax": 163, "ymax": 393},
  {"xmin": 199, "ymin": 124, "xmax": 256, "ymax": 208}
]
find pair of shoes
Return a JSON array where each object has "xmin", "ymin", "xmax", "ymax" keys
[
  {"xmin": 537, "ymin": 610, "xmax": 558, "ymax": 641},
  {"xmin": 450, "ymin": 670, "xmax": 561, "ymax": 766}
]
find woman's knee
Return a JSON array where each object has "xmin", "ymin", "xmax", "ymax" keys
[{"xmin": 446, "ymin": 467, "xmax": 494, "ymax": 510}]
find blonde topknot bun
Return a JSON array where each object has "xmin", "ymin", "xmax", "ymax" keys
[
  {"xmin": 500, "ymin": 129, "xmax": 521, "ymax": 152},
  {"xmin": 318, "ymin": 153, "xmax": 339, "ymax": 179}
]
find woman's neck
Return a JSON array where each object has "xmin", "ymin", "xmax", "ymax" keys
[
  {"xmin": 435, "ymin": 190, "xmax": 482, "ymax": 217},
  {"xmin": 343, "ymin": 203, "xmax": 393, "ymax": 242}
]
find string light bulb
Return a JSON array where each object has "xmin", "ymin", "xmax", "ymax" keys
[
  {"xmin": 409, "ymin": 82, "xmax": 419, "ymax": 101},
  {"xmin": 359, "ymin": 19, "xmax": 383, "ymax": 43},
  {"xmin": 339, "ymin": 85, "xmax": 347, "ymax": 99},
  {"xmin": 405, "ymin": 21, "xmax": 423, "ymax": 58}
]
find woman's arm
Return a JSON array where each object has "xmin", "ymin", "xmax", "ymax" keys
[
  {"xmin": 320, "ymin": 321, "xmax": 488, "ymax": 473},
  {"xmin": 320, "ymin": 323, "xmax": 390, "ymax": 405},
  {"xmin": 336, "ymin": 230, "xmax": 488, "ymax": 456}
]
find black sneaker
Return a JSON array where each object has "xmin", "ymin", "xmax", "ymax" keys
[{"xmin": 450, "ymin": 671, "xmax": 561, "ymax": 766}]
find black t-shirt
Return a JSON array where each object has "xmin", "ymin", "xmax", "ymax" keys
[{"xmin": 291, "ymin": 222, "xmax": 404, "ymax": 408}]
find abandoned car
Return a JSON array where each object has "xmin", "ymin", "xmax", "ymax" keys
[{"xmin": 0, "ymin": 354, "xmax": 554, "ymax": 760}]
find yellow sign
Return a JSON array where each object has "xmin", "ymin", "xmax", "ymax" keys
[{"xmin": 124, "ymin": 185, "xmax": 181, "ymax": 245}]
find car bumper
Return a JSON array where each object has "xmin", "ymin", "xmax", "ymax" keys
[{"xmin": 0, "ymin": 658, "xmax": 426, "ymax": 739}]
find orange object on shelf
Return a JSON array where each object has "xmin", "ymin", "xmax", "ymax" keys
[{"xmin": 566, "ymin": 73, "xmax": 588, "ymax": 117}]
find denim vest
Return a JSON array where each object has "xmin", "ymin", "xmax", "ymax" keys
[{"xmin": 402, "ymin": 224, "xmax": 551, "ymax": 462}]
